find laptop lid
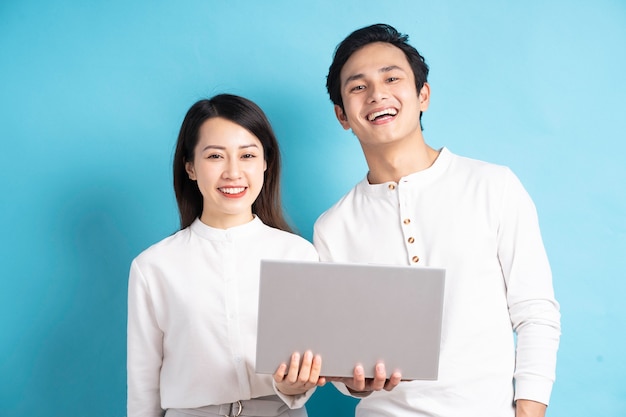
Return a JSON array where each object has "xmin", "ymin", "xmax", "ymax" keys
[{"xmin": 255, "ymin": 260, "xmax": 446, "ymax": 380}]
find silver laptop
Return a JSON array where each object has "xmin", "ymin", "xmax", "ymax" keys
[{"xmin": 255, "ymin": 260, "xmax": 446, "ymax": 380}]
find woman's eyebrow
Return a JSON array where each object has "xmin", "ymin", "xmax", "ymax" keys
[{"xmin": 201, "ymin": 143, "xmax": 260, "ymax": 152}]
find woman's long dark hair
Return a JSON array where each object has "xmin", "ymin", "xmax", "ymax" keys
[{"xmin": 173, "ymin": 94, "xmax": 292, "ymax": 232}]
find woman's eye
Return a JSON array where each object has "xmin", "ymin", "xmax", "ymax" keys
[
  {"xmin": 206, "ymin": 154, "xmax": 222, "ymax": 159},
  {"xmin": 387, "ymin": 77, "xmax": 398, "ymax": 82},
  {"xmin": 242, "ymin": 153, "xmax": 256, "ymax": 159}
]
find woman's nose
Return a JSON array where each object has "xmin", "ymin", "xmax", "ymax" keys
[{"xmin": 223, "ymin": 159, "xmax": 242, "ymax": 179}]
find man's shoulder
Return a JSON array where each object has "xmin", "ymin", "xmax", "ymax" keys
[
  {"xmin": 444, "ymin": 150, "xmax": 516, "ymax": 188},
  {"xmin": 314, "ymin": 182, "xmax": 363, "ymax": 230},
  {"xmin": 449, "ymin": 150, "xmax": 511, "ymax": 175}
]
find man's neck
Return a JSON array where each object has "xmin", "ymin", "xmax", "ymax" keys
[{"xmin": 362, "ymin": 137, "xmax": 439, "ymax": 184}]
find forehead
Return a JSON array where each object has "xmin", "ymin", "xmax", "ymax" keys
[
  {"xmin": 340, "ymin": 42, "xmax": 412, "ymax": 83},
  {"xmin": 197, "ymin": 117, "xmax": 262, "ymax": 146}
]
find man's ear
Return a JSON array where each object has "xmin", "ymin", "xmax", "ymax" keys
[
  {"xmin": 185, "ymin": 161, "xmax": 197, "ymax": 180},
  {"xmin": 334, "ymin": 105, "xmax": 351, "ymax": 130},
  {"xmin": 418, "ymin": 82, "xmax": 431, "ymax": 112}
]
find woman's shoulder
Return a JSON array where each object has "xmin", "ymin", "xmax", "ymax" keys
[
  {"xmin": 132, "ymin": 227, "xmax": 192, "ymax": 265},
  {"xmin": 261, "ymin": 223, "xmax": 313, "ymax": 245},
  {"xmin": 258, "ymin": 223, "xmax": 318, "ymax": 260}
]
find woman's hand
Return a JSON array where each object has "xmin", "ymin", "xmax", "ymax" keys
[{"xmin": 274, "ymin": 351, "xmax": 326, "ymax": 396}]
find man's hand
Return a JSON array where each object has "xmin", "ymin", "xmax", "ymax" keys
[
  {"xmin": 326, "ymin": 362, "xmax": 402, "ymax": 397},
  {"xmin": 274, "ymin": 351, "xmax": 326, "ymax": 396},
  {"xmin": 516, "ymin": 399, "xmax": 547, "ymax": 417}
]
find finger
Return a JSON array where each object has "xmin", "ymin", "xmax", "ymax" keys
[
  {"xmin": 370, "ymin": 363, "xmax": 386, "ymax": 391},
  {"xmin": 352, "ymin": 364, "xmax": 366, "ymax": 391},
  {"xmin": 298, "ymin": 350, "xmax": 313, "ymax": 383},
  {"xmin": 317, "ymin": 376, "xmax": 327, "ymax": 386},
  {"xmin": 308, "ymin": 354, "xmax": 322, "ymax": 384},
  {"xmin": 286, "ymin": 352, "xmax": 301, "ymax": 383},
  {"xmin": 384, "ymin": 370, "xmax": 402, "ymax": 391},
  {"xmin": 273, "ymin": 363, "xmax": 287, "ymax": 383}
]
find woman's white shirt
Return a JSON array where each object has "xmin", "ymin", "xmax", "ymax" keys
[{"xmin": 127, "ymin": 217, "xmax": 318, "ymax": 417}]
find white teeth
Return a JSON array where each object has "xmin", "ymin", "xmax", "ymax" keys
[
  {"xmin": 367, "ymin": 108, "xmax": 398, "ymax": 121},
  {"xmin": 220, "ymin": 187, "xmax": 245, "ymax": 194}
]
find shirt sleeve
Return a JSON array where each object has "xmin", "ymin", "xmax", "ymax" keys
[
  {"xmin": 127, "ymin": 260, "xmax": 166, "ymax": 417},
  {"xmin": 497, "ymin": 169, "xmax": 561, "ymax": 405},
  {"xmin": 313, "ymin": 221, "xmax": 333, "ymax": 262}
]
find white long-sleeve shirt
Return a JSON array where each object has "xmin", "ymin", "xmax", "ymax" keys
[
  {"xmin": 127, "ymin": 217, "xmax": 319, "ymax": 417},
  {"xmin": 313, "ymin": 148, "xmax": 561, "ymax": 417}
]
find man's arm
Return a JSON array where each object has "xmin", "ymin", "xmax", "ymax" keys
[
  {"xmin": 516, "ymin": 399, "xmax": 547, "ymax": 417},
  {"xmin": 498, "ymin": 169, "xmax": 561, "ymax": 408}
]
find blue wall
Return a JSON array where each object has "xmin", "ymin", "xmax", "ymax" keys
[{"xmin": 1, "ymin": 1, "xmax": 624, "ymax": 416}]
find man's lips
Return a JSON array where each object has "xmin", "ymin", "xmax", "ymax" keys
[{"xmin": 367, "ymin": 107, "xmax": 398, "ymax": 122}]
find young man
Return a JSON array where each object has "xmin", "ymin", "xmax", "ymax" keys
[{"xmin": 313, "ymin": 24, "xmax": 561, "ymax": 417}]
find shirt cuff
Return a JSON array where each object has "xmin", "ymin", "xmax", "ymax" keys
[{"xmin": 514, "ymin": 376, "xmax": 554, "ymax": 406}]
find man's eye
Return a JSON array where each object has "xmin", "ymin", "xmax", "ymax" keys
[
  {"xmin": 387, "ymin": 77, "xmax": 399, "ymax": 82},
  {"xmin": 350, "ymin": 85, "xmax": 365, "ymax": 92}
]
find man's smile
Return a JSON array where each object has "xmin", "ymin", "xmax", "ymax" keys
[{"xmin": 367, "ymin": 107, "xmax": 398, "ymax": 122}]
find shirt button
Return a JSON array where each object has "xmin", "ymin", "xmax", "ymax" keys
[
  {"xmin": 403, "ymin": 218, "xmax": 411, "ymax": 225},
  {"xmin": 412, "ymin": 255, "xmax": 420, "ymax": 263},
  {"xmin": 408, "ymin": 237, "xmax": 415, "ymax": 244},
  {"xmin": 388, "ymin": 184, "xmax": 396, "ymax": 190}
]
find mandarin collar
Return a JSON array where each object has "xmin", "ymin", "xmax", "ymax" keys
[
  {"xmin": 358, "ymin": 147, "xmax": 453, "ymax": 196},
  {"xmin": 190, "ymin": 216, "xmax": 264, "ymax": 241}
]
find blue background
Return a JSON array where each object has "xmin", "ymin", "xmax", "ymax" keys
[{"xmin": 1, "ymin": 1, "xmax": 625, "ymax": 416}]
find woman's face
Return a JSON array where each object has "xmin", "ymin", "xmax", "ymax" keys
[{"xmin": 185, "ymin": 117, "xmax": 266, "ymax": 229}]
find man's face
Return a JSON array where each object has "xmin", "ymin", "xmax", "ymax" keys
[{"xmin": 335, "ymin": 42, "xmax": 429, "ymax": 148}]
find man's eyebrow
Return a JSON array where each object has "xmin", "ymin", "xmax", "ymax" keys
[
  {"xmin": 344, "ymin": 73, "xmax": 365, "ymax": 85},
  {"xmin": 343, "ymin": 65, "xmax": 406, "ymax": 86},
  {"xmin": 380, "ymin": 65, "xmax": 404, "ymax": 73}
]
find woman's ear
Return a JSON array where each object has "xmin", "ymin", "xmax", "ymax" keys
[{"xmin": 185, "ymin": 161, "xmax": 196, "ymax": 180}]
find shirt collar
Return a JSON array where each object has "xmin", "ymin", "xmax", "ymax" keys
[
  {"xmin": 190, "ymin": 215, "xmax": 264, "ymax": 241},
  {"xmin": 358, "ymin": 147, "xmax": 453, "ymax": 196}
]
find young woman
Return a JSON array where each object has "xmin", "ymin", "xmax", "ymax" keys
[{"xmin": 128, "ymin": 94, "xmax": 323, "ymax": 417}]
